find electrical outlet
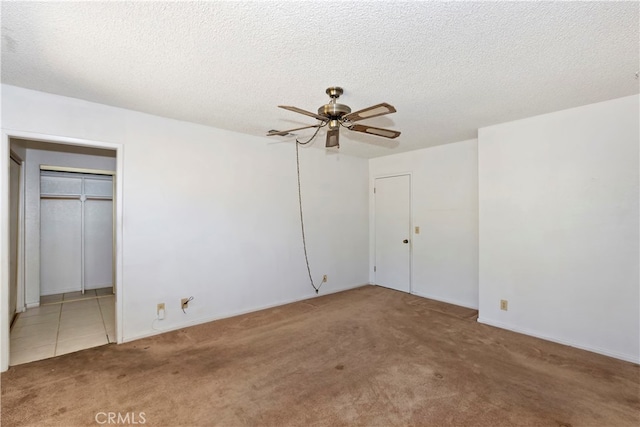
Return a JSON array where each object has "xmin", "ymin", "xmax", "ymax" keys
[
  {"xmin": 157, "ymin": 303, "xmax": 165, "ymax": 320},
  {"xmin": 322, "ymin": 275, "xmax": 328, "ymax": 283},
  {"xmin": 500, "ymin": 300, "xmax": 508, "ymax": 311},
  {"xmin": 181, "ymin": 298, "xmax": 190, "ymax": 309}
]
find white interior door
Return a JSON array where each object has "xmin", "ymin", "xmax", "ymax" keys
[{"xmin": 374, "ymin": 175, "xmax": 411, "ymax": 292}]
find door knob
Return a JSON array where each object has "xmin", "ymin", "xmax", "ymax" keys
[{"xmin": 403, "ymin": 239, "xmax": 409, "ymax": 244}]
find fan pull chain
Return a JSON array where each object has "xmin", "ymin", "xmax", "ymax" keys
[{"xmin": 295, "ymin": 127, "xmax": 324, "ymax": 294}]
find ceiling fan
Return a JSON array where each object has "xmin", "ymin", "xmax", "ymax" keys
[{"xmin": 267, "ymin": 87, "xmax": 401, "ymax": 148}]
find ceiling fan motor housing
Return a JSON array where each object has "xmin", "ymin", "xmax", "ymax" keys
[{"xmin": 318, "ymin": 103, "xmax": 351, "ymax": 120}]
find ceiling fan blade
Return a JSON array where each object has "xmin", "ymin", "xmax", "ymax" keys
[
  {"xmin": 326, "ymin": 129, "xmax": 340, "ymax": 148},
  {"xmin": 342, "ymin": 103, "xmax": 396, "ymax": 122},
  {"xmin": 267, "ymin": 124, "xmax": 321, "ymax": 136},
  {"xmin": 278, "ymin": 105, "xmax": 327, "ymax": 121},
  {"xmin": 349, "ymin": 124, "xmax": 401, "ymax": 139}
]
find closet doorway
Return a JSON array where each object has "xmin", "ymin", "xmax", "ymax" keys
[
  {"xmin": 6, "ymin": 137, "xmax": 120, "ymax": 368},
  {"xmin": 40, "ymin": 168, "xmax": 114, "ymax": 296}
]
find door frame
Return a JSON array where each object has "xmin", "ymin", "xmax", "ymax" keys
[
  {"xmin": 372, "ymin": 172, "xmax": 413, "ymax": 294},
  {"xmin": 1, "ymin": 129, "xmax": 124, "ymax": 372},
  {"xmin": 8, "ymin": 150, "xmax": 25, "ymax": 323}
]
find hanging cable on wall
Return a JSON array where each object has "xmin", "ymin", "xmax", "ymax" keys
[{"xmin": 295, "ymin": 125, "xmax": 325, "ymax": 294}]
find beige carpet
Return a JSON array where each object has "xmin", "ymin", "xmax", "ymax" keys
[{"xmin": 2, "ymin": 285, "xmax": 639, "ymax": 426}]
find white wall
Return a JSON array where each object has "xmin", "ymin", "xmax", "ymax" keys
[
  {"xmin": 21, "ymin": 147, "xmax": 116, "ymax": 305},
  {"xmin": 478, "ymin": 95, "xmax": 639, "ymax": 363},
  {"xmin": 1, "ymin": 84, "xmax": 369, "ymax": 371},
  {"xmin": 369, "ymin": 139, "xmax": 479, "ymax": 308}
]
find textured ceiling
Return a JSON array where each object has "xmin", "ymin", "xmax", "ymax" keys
[{"xmin": 2, "ymin": 1, "xmax": 638, "ymax": 158}]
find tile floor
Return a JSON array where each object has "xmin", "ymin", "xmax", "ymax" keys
[{"xmin": 10, "ymin": 287, "xmax": 115, "ymax": 366}]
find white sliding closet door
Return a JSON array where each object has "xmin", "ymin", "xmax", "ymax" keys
[
  {"xmin": 41, "ymin": 199, "xmax": 83, "ymax": 295},
  {"xmin": 40, "ymin": 171, "xmax": 113, "ymax": 296},
  {"xmin": 84, "ymin": 200, "xmax": 112, "ymax": 288},
  {"xmin": 40, "ymin": 174, "xmax": 83, "ymax": 295}
]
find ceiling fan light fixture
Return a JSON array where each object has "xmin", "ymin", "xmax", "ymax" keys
[{"xmin": 326, "ymin": 129, "xmax": 340, "ymax": 148}]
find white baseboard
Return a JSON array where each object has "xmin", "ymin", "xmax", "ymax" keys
[
  {"xmin": 477, "ymin": 317, "xmax": 639, "ymax": 365},
  {"xmin": 410, "ymin": 290, "xmax": 478, "ymax": 310},
  {"xmin": 123, "ymin": 283, "xmax": 370, "ymax": 344},
  {"xmin": 25, "ymin": 302, "xmax": 40, "ymax": 309}
]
